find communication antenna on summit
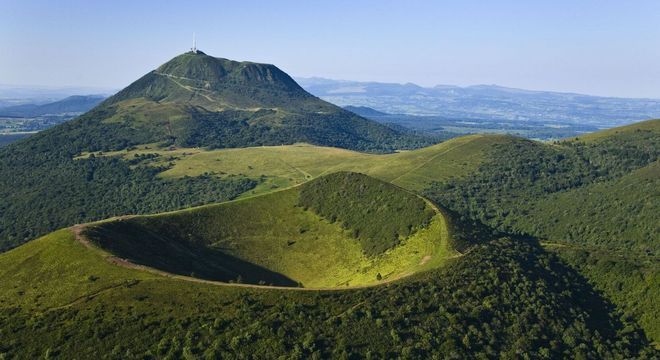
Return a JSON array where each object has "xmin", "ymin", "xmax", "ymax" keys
[{"xmin": 191, "ymin": 32, "xmax": 197, "ymax": 53}]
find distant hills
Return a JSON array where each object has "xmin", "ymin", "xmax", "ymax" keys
[
  {"xmin": 0, "ymin": 83, "xmax": 113, "ymax": 108},
  {"xmin": 0, "ymin": 95, "xmax": 105, "ymax": 117},
  {"xmin": 299, "ymin": 77, "xmax": 660, "ymax": 127},
  {"xmin": 0, "ymin": 95, "xmax": 107, "ymax": 147},
  {"xmin": 343, "ymin": 105, "xmax": 389, "ymax": 117}
]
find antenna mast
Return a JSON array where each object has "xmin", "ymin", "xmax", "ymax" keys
[{"xmin": 192, "ymin": 32, "xmax": 197, "ymax": 53}]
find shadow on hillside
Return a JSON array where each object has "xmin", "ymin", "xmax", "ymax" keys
[
  {"xmin": 491, "ymin": 234, "xmax": 650, "ymax": 351},
  {"xmin": 84, "ymin": 222, "xmax": 299, "ymax": 287},
  {"xmin": 428, "ymin": 198, "xmax": 651, "ymax": 351}
]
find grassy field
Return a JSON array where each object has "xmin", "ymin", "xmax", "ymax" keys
[
  {"xmin": 83, "ymin": 172, "xmax": 455, "ymax": 289},
  {"xmin": 83, "ymin": 133, "xmax": 511, "ymax": 197}
]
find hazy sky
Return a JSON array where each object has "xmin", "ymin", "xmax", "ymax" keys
[{"xmin": 1, "ymin": 0, "xmax": 659, "ymax": 98}]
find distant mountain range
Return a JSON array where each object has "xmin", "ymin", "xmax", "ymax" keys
[
  {"xmin": 0, "ymin": 84, "xmax": 113, "ymax": 108},
  {"xmin": 0, "ymin": 95, "xmax": 105, "ymax": 117},
  {"xmin": 298, "ymin": 77, "xmax": 660, "ymax": 127}
]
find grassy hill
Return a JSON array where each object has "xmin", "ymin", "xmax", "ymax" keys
[
  {"xmin": 570, "ymin": 118, "xmax": 660, "ymax": 143},
  {"xmin": 83, "ymin": 133, "xmax": 509, "ymax": 196},
  {"xmin": 0, "ymin": 210, "xmax": 653, "ymax": 358},
  {"xmin": 426, "ymin": 119, "xmax": 659, "ymax": 253},
  {"xmin": 82, "ymin": 172, "xmax": 452, "ymax": 288}
]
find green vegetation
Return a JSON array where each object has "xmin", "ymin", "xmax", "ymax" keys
[
  {"xmin": 527, "ymin": 162, "xmax": 659, "ymax": 254},
  {"xmin": 0, "ymin": 229, "xmax": 653, "ymax": 358},
  {"xmin": 424, "ymin": 119, "xmax": 660, "ymax": 343},
  {"xmin": 0, "ymin": 62, "xmax": 658, "ymax": 360},
  {"xmin": 426, "ymin": 121, "xmax": 659, "ymax": 253},
  {"xmin": 83, "ymin": 172, "xmax": 452, "ymax": 288},
  {"xmin": 0, "ymin": 133, "xmax": 31, "ymax": 147},
  {"xmin": 0, "ymin": 131, "xmax": 506, "ymax": 252},
  {"xmin": 0, "ymin": 141, "xmax": 256, "ymax": 252},
  {"xmin": 299, "ymin": 172, "xmax": 435, "ymax": 255},
  {"xmin": 546, "ymin": 245, "xmax": 659, "ymax": 346}
]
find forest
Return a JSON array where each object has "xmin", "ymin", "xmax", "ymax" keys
[{"xmin": 298, "ymin": 172, "xmax": 435, "ymax": 256}]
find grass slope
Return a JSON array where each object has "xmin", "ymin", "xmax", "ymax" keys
[
  {"xmin": 83, "ymin": 172, "xmax": 452, "ymax": 288},
  {"xmin": 0, "ymin": 130, "xmax": 508, "ymax": 253},
  {"xmin": 571, "ymin": 118, "xmax": 659, "ymax": 143},
  {"xmin": 87, "ymin": 133, "xmax": 510, "ymax": 196}
]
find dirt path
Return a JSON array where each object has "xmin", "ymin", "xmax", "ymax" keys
[
  {"xmin": 388, "ymin": 136, "xmax": 478, "ymax": 184},
  {"xmin": 45, "ymin": 282, "xmax": 132, "ymax": 312},
  {"xmin": 154, "ymin": 71, "xmax": 218, "ymax": 103},
  {"xmin": 153, "ymin": 71, "xmax": 278, "ymax": 113},
  {"xmin": 419, "ymin": 255, "xmax": 432, "ymax": 265}
]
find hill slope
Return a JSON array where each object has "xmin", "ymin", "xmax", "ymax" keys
[
  {"xmin": 0, "ymin": 122, "xmax": 658, "ymax": 357},
  {"xmin": 0, "ymin": 130, "xmax": 508, "ymax": 252}
]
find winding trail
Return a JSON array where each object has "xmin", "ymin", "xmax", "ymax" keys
[
  {"xmin": 45, "ymin": 282, "xmax": 136, "ymax": 312},
  {"xmin": 388, "ymin": 136, "xmax": 478, "ymax": 184},
  {"xmin": 154, "ymin": 71, "xmax": 218, "ymax": 103}
]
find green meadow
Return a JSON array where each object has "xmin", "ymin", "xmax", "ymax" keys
[{"xmin": 84, "ymin": 133, "xmax": 511, "ymax": 196}]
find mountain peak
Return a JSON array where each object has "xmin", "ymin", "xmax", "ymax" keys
[
  {"xmin": 105, "ymin": 52, "xmax": 310, "ymax": 109},
  {"xmin": 71, "ymin": 51, "xmax": 422, "ymax": 153},
  {"xmin": 155, "ymin": 52, "xmax": 300, "ymax": 89}
]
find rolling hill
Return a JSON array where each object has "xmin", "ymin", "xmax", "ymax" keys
[
  {"xmin": 0, "ymin": 129, "xmax": 509, "ymax": 252},
  {"xmin": 0, "ymin": 170, "xmax": 652, "ymax": 358},
  {"xmin": 424, "ymin": 119, "xmax": 660, "ymax": 343}
]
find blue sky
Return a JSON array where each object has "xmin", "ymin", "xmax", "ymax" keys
[{"xmin": 1, "ymin": 0, "xmax": 659, "ymax": 98}]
